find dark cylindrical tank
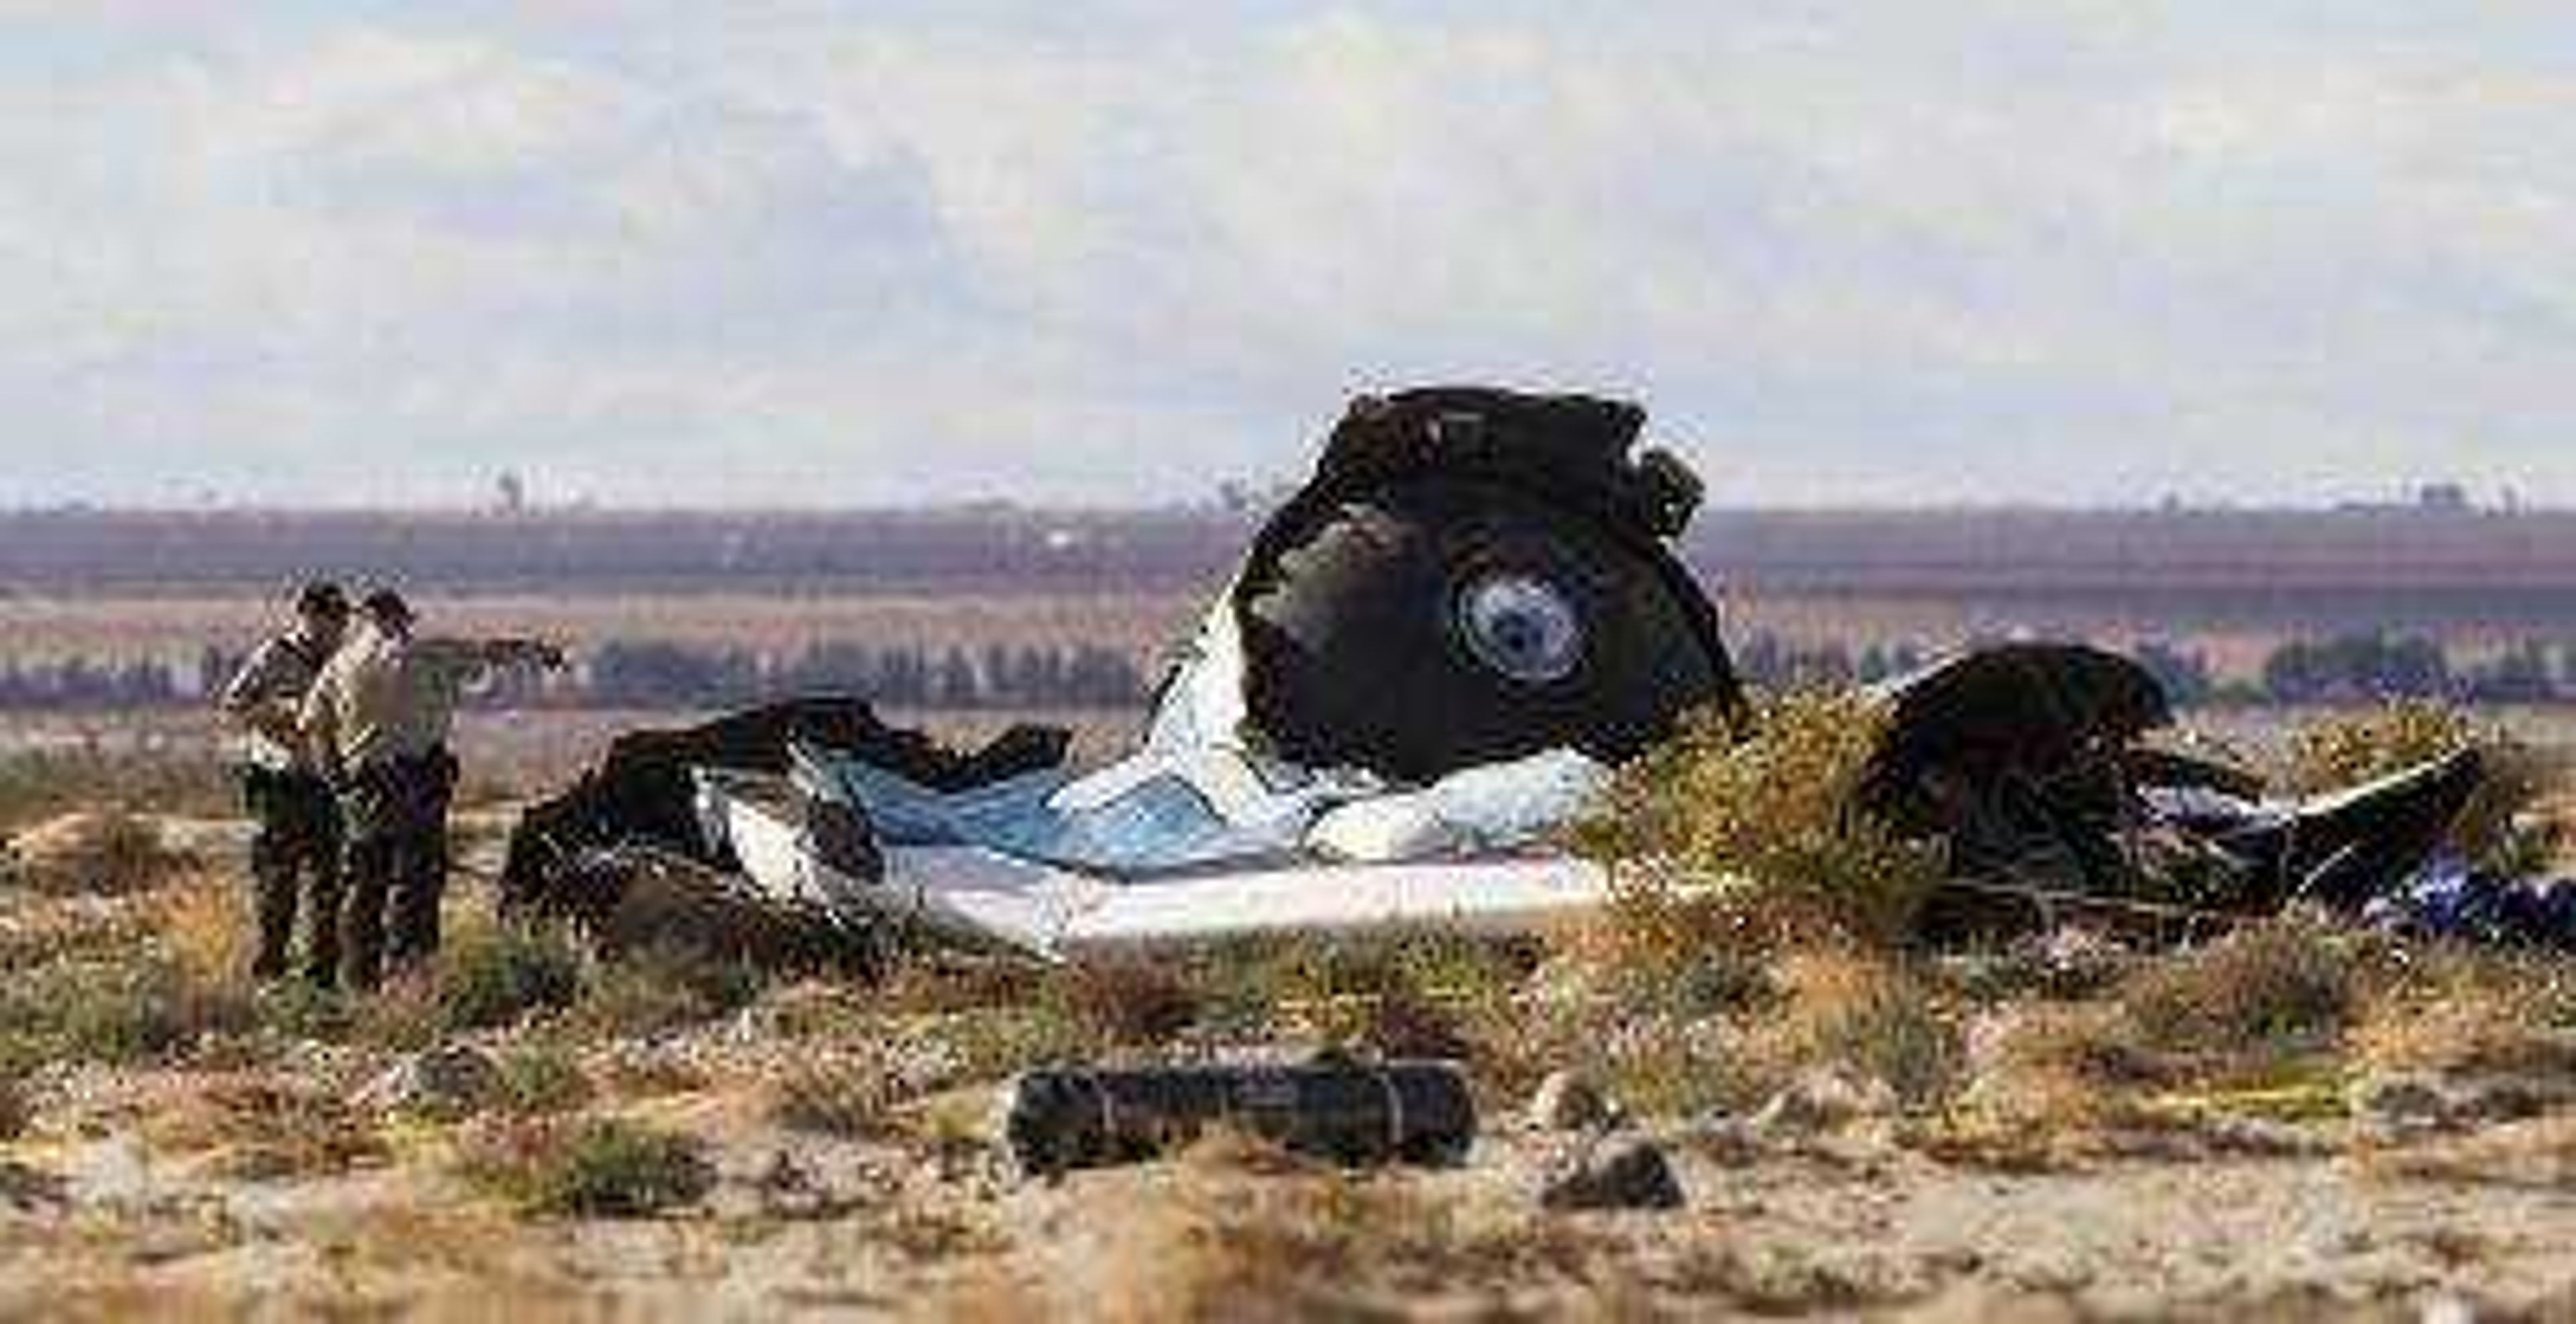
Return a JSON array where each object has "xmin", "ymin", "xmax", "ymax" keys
[{"xmin": 996, "ymin": 1059, "xmax": 1477, "ymax": 1176}]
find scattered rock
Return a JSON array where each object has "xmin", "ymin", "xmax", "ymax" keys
[
  {"xmin": 2037, "ymin": 927, "xmax": 2129, "ymax": 995},
  {"xmin": 2442, "ymin": 1075, "xmax": 2558, "ymax": 1126},
  {"xmin": 2198, "ymin": 1117, "xmax": 2337, "ymax": 1159},
  {"xmin": 2420, "ymin": 1294, "xmax": 2479, "ymax": 1324},
  {"xmin": 1963, "ymin": 1010, "xmax": 2025, "ymax": 1081},
  {"xmin": 1681, "ymin": 1114, "xmax": 1766, "ymax": 1166},
  {"xmin": 0, "ymin": 1161, "xmax": 66, "ymax": 1213},
  {"xmin": 2347, "ymin": 1070, "xmax": 2563, "ymax": 1139},
  {"xmin": 743, "ymin": 1149, "xmax": 858, "ymax": 1221},
  {"xmin": 1538, "ymin": 1135, "xmax": 1685, "ymax": 1212},
  {"xmin": 2350, "ymin": 1072, "xmax": 2453, "ymax": 1136},
  {"xmin": 1526, "ymin": 1070, "xmax": 1618, "ymax": 1133},
  {"xmin": 1752, "ymin": 1068, "xmax": 1898, "ymax": 1137},
  {"xmin": 362, "ymin": 1043, "xmax": 502, "ymax": 1121}
]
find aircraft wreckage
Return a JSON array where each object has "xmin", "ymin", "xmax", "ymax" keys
[{"xmin": 500, "ymin": 387, "xmax": 2519, "ymax": 965}]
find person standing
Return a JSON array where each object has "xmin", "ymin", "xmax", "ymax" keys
[
  {"xmin": 218, "ymin": 581, "xmax": 352, "ymax": 984},
  {"xmin": 302, "ymin": 589, "xmax": 565, "ymax": 989}
]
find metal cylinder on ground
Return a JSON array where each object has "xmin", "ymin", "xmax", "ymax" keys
[{"xmin": 996, "ymin": 1058, "xmax": 1477, "ymax": 1176}]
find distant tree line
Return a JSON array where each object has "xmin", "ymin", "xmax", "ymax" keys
[
  {"xmin": 1731, "ymin": 630, "xmax": 2576, "ymax": 709},
  {"xmin": 9, "ymin": 629, "xmax": 2576, "ymax": 713},
  {"xmin": 0, "ymin": 656, "xmax": 193, "ymax": 710},
  {"xmin": 0, "ymin": 640, "xmax": 1150, "ymax": 712},
  {"xmin": 580, "ymin": 640, "xmax": 1148, "ymax": 709}
]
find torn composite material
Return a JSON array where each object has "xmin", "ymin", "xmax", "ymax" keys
[
  {"xmin": 718, "ymin": 783, "xmax": 1615, "ymax": 957},
  {"xmin": 507, "ymin": 389, "xmax": 2508, "ymax": 963},
  {"xmin": 700, "ymin": 388, "xmax": 1743, "ymax": 955}
]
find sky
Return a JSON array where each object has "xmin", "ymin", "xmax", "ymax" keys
[{"xmin": 2, "ymin": 3, "xmax": 2571, "ymax": 509}]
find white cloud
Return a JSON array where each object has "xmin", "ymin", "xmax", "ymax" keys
[{"xmin": 0, "ymin": 3, "xmax": 2571, "ymax": 507}]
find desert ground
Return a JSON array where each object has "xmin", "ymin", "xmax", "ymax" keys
[{"xmin": 1, "ymin": 706, "xmax": 2572, "ymax": 1322}]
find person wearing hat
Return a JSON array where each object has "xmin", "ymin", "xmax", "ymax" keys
[
  {"xmin": 218, "ymin": 580, "xmax": 354, "ymax": 983},
  {"xmin": 301, "ymin": 589, "xmax": 566, "ymax": 989}
]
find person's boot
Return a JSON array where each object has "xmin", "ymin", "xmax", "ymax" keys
[
  {"xmin": 304, "ymin": 866, "xmax": 344, "ymax": 990},
  {"xmin": 251, "ymin": 860, "xmax": 297, "ymax": 981}
]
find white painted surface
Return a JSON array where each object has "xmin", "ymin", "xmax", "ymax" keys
[{"xmin": 721, "ymin": 788, "xmax": 1615, "ymax": 958}]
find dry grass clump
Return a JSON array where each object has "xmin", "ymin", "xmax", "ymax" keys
[
  {"xmin": 0, "ymin": 952, "xmax": 256, "ymax": 1068},
  {"xmin": 2349, "ymin": 946, "xmax": 2576, "ymax": 1081},
  {"xmin": 1949, "ymin": 1003, "xmax": 2165, "ymax": 1150},
  {"xmin": 768, "ymin": 1046, "xmax": 915, "ymax": 1139},
  {"xmin": 1547, "ymin": 950, "xmax": 1964, "ymax": 1122},
  {"xmin": 493, "ymin": 1042, "xmax": 595, "ymax": 1117},
  {"xmin": 2370, "ymin": 1114, "xmax": 2576, "ymax": 1190},
  {"xmin": 0, "ymin": 864, "xmax": 265, "ymax": 1072},
  {"xmin": 1065, "ymin": 1164, "xmax": 1595, "ymax": 1323},
  {"xmin": 0, "ymin": 749, "xmax": 232, "ymax": 834},
  {"xmin": 146, "ymin": 1074, "xmax": 388, "ymax": 1180},
  {"xmin": 458, "ymin": 1115, "xmax": 715, "ymax": 1218},
  {"xmin": 1944, "ymin": 917, "xmax": 2378, "ymax": 1152},
  {"xmin": 893, "ymin": 934, "xmax": 1534, "ymax": 1089},
  {"xmin": 1582, "ymin": 1010, "xmax": 1752, "ymax": 1121},
  {"xmin": 153, "ymin": 878, "xmax": 256, "ymax": 984},
  {"xmin": 2116, "ymin": 913, "xmax": 2359, "ymax": 1062},
  {"xmin": 433, "ymin": 919, "xmax": 586, "ymax": 1031},
  {"xmin": 3, "ymin": 810, "xmax": 193, "ymax": 897},
  {"xmin": 0, "ymin": 897, "xmax": 156, "ymax": 976},
  {"xmin": 1578, "ymin": 692, "xmax": 1942, "ymax": 953},
  {"xmin": 1046, "ymin": 958, "xmax": 1203, "ymax": 1050},
  {"xmin": 570, "ymin": 943, "xmax": 763, "ymax": 1037},
  {"xmin": 1762, "ymin": 952, "xmax": 1963, "ymax": 1110},
  {"xmin": 1262, "ymin": 935, "xmax": 1525, "ymax": 1063},
  {"xmin": 921, "ymin": 1001, "xmax": 1103, "ymax": 1084},
  {"xmin": 2287, "ymin": 701, "xmax": 2555, "ymax": 874},
  {"xmin": 735, "ymin": 979, "xmax": 881, "ymax": 1041}
]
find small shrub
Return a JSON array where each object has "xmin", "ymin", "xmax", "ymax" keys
[
  {"xmin": 0, "ymin": 899, "xmax": 156, "ymax": 976},
  {"xmin": 436, "ymin": 921, "xmax": 585, "ymax": 1031},
  {"xmin": 2351, "ymin": 946, "xmax": 2576, "ymax": 1080},
  {"xmin": 769, "ymin": 1050, "xmax": 910, "ymax": 1139},
  {"xmin": 1769, "ymin": 952, "xmax": 1962, "ymax": 1110},
  {"xmin": 494, "ymin": 1043, "xmax": 594, "ymax": 1117},
  {"xmin": 148, "ymin": 1075, "xmax": 388, "ymax": 1180},
  {"xmin": 932, "ymin": 1003, "xmax": 1101, "ymax": 1082},
  {"xmin": 574, "ymin": 944, "xmax": 764, "ymax": 1037},
  {"xmin": 0, "ymin": 1078, "xmax": 26, "ymax": 1141},
  {"xmin": 460, "ymin": 1117, "xmax": 714, "ymax": 1218},
  {"xmin": 0, "ymin": 954, "xmax": 256, "ymax": 1066},
  {"xmin": 1954, "ymin": 1002, "xmax": 2162, "ymax": 1140},
  {"xmin": 155, "ymin": 881, "xmax": 254, "ymax": 985},
  {"xmin": 254, "ymin": 980, "xmax": 358, "ymax": 1041},
  {"xmin": 1053, "ymin": 959, "xmax": 1201, "ymax": 1048},
  {"xmin": 1576, "ymin": 692, "xmax": 1942, "ymax": 952},
  {"xmin": 1591, "ymin": 1011, "xmax": 1752, "ymax": 1119},
  {"xmin": 2118, "ymin": 914, "xmax": 2357, "ymax": 1059},
  {"xmin": 0, "ymin": 750, "xmax": 231, "ymax": 835},
  {"xmin": 351, "ymin": 976, "xmax": 445, "ymax": 1052},
  {"xmin": 4, "ymin": 811, "xmax": 192, "ymax": 896},
  {"xmin": 736, "ymin": 980, "xmax": 879, "ymax": 1041}
]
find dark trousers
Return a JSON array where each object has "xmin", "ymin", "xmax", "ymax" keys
[
  {"xmin": 340, "ymin": 750, "xmax": 460, "ymax": 990},
  {"xmin": 240, "ymin": 767, "xmax": 344, "ymax": 984}
]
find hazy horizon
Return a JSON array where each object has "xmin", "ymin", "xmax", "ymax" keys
[
  {"xmin": 5, "ymin": 491, "xmax": 2567, "ymax": 519},
  {"xmin": 5, "ymin": 5, "xmax": 2571, "ymax": 510}
]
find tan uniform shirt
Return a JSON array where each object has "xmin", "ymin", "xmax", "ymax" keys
[
  {"xmin": 301, "ymin": 625, "xmax": 513, "ymax": 776},
  {"xmin": 219, "ymin": 633, "xmax": 331, "ymax": 772}
]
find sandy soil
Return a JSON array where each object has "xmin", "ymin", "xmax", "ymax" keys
[
  {"xmin": 5, "ymin": 1072, "xmax": 2573, "ymax": 1322},
  {"xmin": 3, "ymin": 809, "xmax": 2572, "ymax": 1321}
]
